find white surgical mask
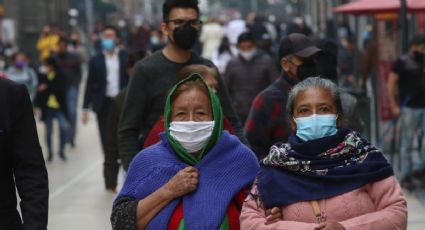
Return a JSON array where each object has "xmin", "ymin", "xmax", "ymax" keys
[
  {"xmin": 169, "ymin": 121, "xmax": 215, "ymax": 153},
  {"xmin": 38, "ymin": 65, "xmax": 48, "ymax": 74},
  {"xmin": 239, "ymin": 49, "xmax": 256, "ymax": 61}
]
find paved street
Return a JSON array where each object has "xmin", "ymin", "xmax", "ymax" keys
[{"xmin": 37, "ymin": 112, "xmax": 425, "ymax": 230}]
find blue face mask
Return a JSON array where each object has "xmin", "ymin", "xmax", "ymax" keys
[
  {"xmin": 101, "ymin": 39, "xmax": 116, "ymax": 51},
  {"xmin": 150, "ymin": 36, "xmax": 160, "ymax": 45},
  {"xmin": 294, "ymin": 114, "xmax": 338, "ymax": 141}
]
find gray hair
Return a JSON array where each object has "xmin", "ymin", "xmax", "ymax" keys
[{"xmin": 286, "ymin": 76, "xmax": 343, "ymax": 118}]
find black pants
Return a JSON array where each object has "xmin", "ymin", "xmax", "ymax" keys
[{"xmin": 96, "ymin": 97, "xmax": 112, "ymax": 154}]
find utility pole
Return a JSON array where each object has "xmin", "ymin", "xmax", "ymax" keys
[{"xmin": 400, "ymin": 0, "xmax": 408, "ymax": 53}]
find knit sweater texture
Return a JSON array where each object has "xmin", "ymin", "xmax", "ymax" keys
[{"xmin": 116, "ymin": 131, "xmax": 259, "ymax": 229}]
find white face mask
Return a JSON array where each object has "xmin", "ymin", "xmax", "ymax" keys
[
  {"xmin": 38, "ymin": 65, "xmax": 48, "ymax": 74},
  {"xmin": 239, "ymin": 49, "xmax": 256, "ymax": 61},
  {"xmin": 169, "ymin": 121, "xmax": 215, "ymax": 153}
]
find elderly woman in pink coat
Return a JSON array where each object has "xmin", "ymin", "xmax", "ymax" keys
[{"xmin": 240, "ymin": 77, "xmax": 407, "ymax": 230}]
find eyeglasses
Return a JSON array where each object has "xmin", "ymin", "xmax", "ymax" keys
[
  {"xmin": 165, "ymin": 19, "xmax": 202, "ymax": 28},
  {"xmin": 285, "ymin": 55, "xmax": 313, "ymax": 66}
]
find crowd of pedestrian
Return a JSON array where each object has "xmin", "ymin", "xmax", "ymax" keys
[{"xmin": 1, "ymin": 0, "xmax": 424, "ymax": 229}]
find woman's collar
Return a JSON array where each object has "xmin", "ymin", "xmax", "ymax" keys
[{"xmin": 289, "ymin": 128, "xmax": 351, "ymax": 156}]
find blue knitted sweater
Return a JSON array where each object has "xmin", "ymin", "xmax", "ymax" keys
[{"xmin": 117, "ymin": 131, "xmax": 259, "ymax": 230}]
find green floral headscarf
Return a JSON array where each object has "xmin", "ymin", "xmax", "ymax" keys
[{"xmin": 164, "ymin": 73, "xmax": 223, "ymax": 165}]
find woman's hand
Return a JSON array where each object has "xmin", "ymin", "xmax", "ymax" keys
[
  {"xmin": 314, "ymin": 222, "xmax": 345, "ymax": 230},
  {"xmin": 134, "ymin": 166, "xmax": 199, "ymax": 230},
  {"xmin": 162, "ymin": 166, "xmax": 199, "ymax": 199},
  {"xmin": 265, "ymin": 207, "xmax": 282, "ymax": 225}
]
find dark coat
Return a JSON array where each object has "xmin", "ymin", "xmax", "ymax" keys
[
  {"xmin": 83, "ymin": 50, "xmax": 129, "ymax": 113},
  {"xmin": 52, "ymin": 52, "xmax": 83, "ymax": 88},
  {"xmin": 224, "ymin": 52, "xmax": 278, "ymax": 123},
  {"xmin": 0, "ymin": 78, "xmax": 49, "ymax": 230},
  {"xmin": 35, "ymin": 70, "xmax": 69, "ymax": 122},
  {"xmin": 104, "ymin": 89, "xmax": 126, "ymax": 189}
]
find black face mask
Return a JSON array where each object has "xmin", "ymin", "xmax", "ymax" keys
[
  {"xmin": 296, "ymin": 60, "xmax": 318, "ymax": 81},
  {"xmin": 413, "ymin": 51, "xmax": 425, "ymax": 64},
  {"xmin": 172, "ymin": 23, "xmax": 198, "ymax": 50}
]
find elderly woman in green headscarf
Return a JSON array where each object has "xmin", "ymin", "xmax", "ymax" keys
[{"xmin": 111, "ymin": 74, "xmax": 264, "ymax": 230}]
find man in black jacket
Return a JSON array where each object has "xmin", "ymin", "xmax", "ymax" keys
[
  {"xmin": 118, "ymin": 0, "xmax": 245, "ymax": 171},
  {"xmin": 83, "ymin": 25, "xmax": 129, "ymax": 153},
  {"xmin": 0, "ymin": 78, "xmax": 49, "ymax": 230}
]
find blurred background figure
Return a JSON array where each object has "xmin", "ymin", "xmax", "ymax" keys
[
  {"xmin": 149, "ymin": 29, "xmax": 167, "ymax": 52},
  {"xmin": 0, "ymin": 5, "xmax": 16, "ymax": 58},
  {"xmin": 315, "ymin": 38, "xmax": 364, "ymax": 134},
  {"xmin": 104, "ymin": 49, "xmax": 149, "ymax": 193},
  {"xmin": 337, "ymin": 36, "xmax": 357, "ymax": 90},
  {"xmin": 90, "ymin": 21, "xmax": 104, "ymax": 55},
  {"xmin": 224, "ymin": 32, "xmax": 278, "ymax": 125},
  {"xmin": 211, "ymin": 36, "xmax": 234, "ymax": 74},
  {"xmin": 53, "ymin": 37, "xmax": 82, "ymax": 148},
  {"xmin": 200, "ymin": 17, "xmax": 224, "ymax": 60},
  {"xmin": 35, "ymin": 57, "xmax": 69, "ymax": 162},
  {"xmin": 285, "ymin": 17, "xmax": 312, "ymax": 36},
  {"xmin": 5, "ymin": 51, "xmax": 38, "ymax": 102},
  {"xmin": 68, "ymin": 31, "xmax": 87, "ymax": 62},
  {"xmin": 36, "ymin": 25, "xmax": 60, "ymax": 62},
  {"xmin": 127, "ymin": 23, "xmax": 151, "ymax": 53},
  {"xmin": 246, "ymin": 13, "xmax": 268, "ymax": 45},
  {"xmin": 83, "ymin": 25, "xmax": 129, "ymax": 167},
  {"xmin": 225, "ymin": 12, "xmax": 246, "ymax": 54},
  {"xmin": 387, "ymin": 34, "xmax": 425, "ymax": 189}
]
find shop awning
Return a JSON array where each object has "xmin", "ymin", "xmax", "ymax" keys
[{"xmin": 333, "ymin": 0, "xmax": 425, "ymax": 15}]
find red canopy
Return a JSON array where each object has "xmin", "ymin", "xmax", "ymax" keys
[{"xmin": 333, "ymin": 0, "xmax": 425, "ymax": 15}]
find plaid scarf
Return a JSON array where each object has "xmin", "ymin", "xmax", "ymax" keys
[{"xmin": 261, "ymin": 131, "xmax": 372, "ymax": 175}]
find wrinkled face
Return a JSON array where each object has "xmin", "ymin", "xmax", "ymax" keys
[
  {"xmin": 290, "ymin": 87, "xmax": 340, "ymax": 132},
  {"xmin": 171, "ymin": 88, "xmax": 213, "ymax": 122},
  {"xmin": 238, "ymin": 40, "xmax": 256, "ymax": 52},
  {"xmin": 161, "ymin": 8, "xmax": 200, "ymax": 43}
]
